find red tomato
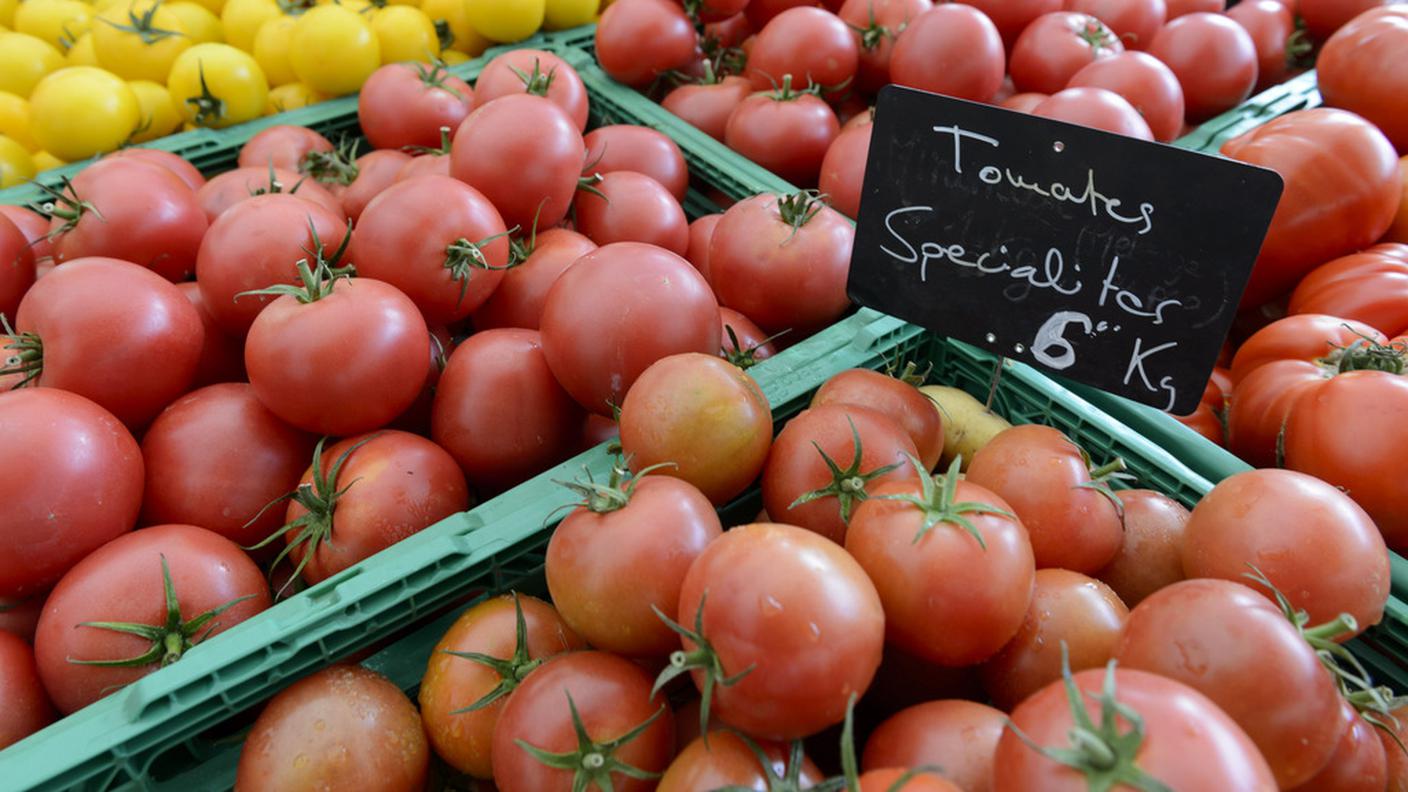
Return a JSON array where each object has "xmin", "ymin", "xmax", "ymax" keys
[
  {"xmin": 810, "ymin": 367, "xmax": 943, "ymax": 470},
  {"xmin": 1289, "ymin": 705, "xmax": 1389, "ymax": 792},
  {"xmin": 1318, "ymin": 5, "xmax": 1408, "ymax": 152},
  {"xmin": 708, "ymin": 192, "xmax": 853, "ymax": 334},
  {"xmin": 965, "ymin": 0, "xmax": 1063, "ymax": 45},
  {"xmin": 660, "ymin": 731, "xmax": 826, "ymax": 790},
  {"xmin": 1064, "ymin": 0, "xmax": 1168, "ymax": 49},
  {"xmin": 1165, "ymin": 0, "xmax": 1224, "ymax": 15},
  {"xmin": 358, "ymin": 62, "xmax": 474, "ymax": 150},
  {"xmin": 11, "ymin": 257, "xmax": 203, "ymax": 428},
  {"xmin": 858, "ymin": 770, "xmax": 962, "ymax": 791},
  {"xmin": 141, "ymin": 383, "xmax": 314, "ymax": 547},
  {"xmin": 685, "ymin": 213, "xmax": 721, "ymax": 282},
  {"xmin": 1000, "ymin": 92, "xmax": 1049, "ymax": 112},
  {"xmin": 965, "ymin": 425, "xmax": 1124, "ymax": 573},
  {"xmin": 1227, "ymin": 0, "xmax": 1303, "ymax": 90},
  {"xmin": 1182, "ymin": 468, "xmax": 1390, "ymax": 637},
  {"xmin": 396, "ymin": 149, "xmax": 452, "ymax": 181},
  {"xmin": 575, "ymin": 172, "xmax": 690, "ymax": 254},
  {"xmin": 662, "ymin": 76, "xmax": 754, "ymax": 142},
  {"xmin": 236, "ymin": 665, "xmax": 427, "ymax": 792},
  {"xmin": 863, "ymin": 700, "xmax": 1005, "ymax": 792},
  {"xmin": 1115, "ymin": 578, "xmax": 1346, "ymax": 787},
  {"xmin": 595, "ymin": 0, "xmax": 698, "ymax": 87},
  {"xmin": 0, "ymin": 593, "xmax": 45, "ymax": 642},
  {"xmin": 817, "ymin": 118, "xmax": 869, "ymax": 222},
  {"xmin": 888, "ymin": 4, "xmax": 1006, "ymax": 103},
  {"xmin": 47, "ymin": 158, "xmax": 208, "ymax": 282},
  {"xmin": 104, "ymin": 148, "xmax": 207, "ymax": 191},
  {"xmin": 745, "ymin": 7, "xmax": 859, "ymax": 92},
  {"xmin": 431, "ymin": 328, "xmax": 583, "ymax": 492},
  {"xmin": 1033, "ymin": 87, "xmax": 1155, "ymax": 138},
  {"xmin": 195, "ymin": 165, "xmax": 345, "ymax": 223},
  {"xmin": 1381, "ymin": 706, "xmax": 1408, "ymax": 792},
  {"xmin": 1148, "ymin": 12, "xmax": 1258, "ymax": 121},
  {"xmin": 1066, "ymin": 51, "xmax": 1183, "ymax": 141},
  {"xmin": 705, "ymin": 12, "xmax": 754, "ymax": 45},
  {"xmin": 491, "ymin": 651, "xmax": 675, "ymax": 792},
  {"xmin": 673, "ymin": 522, "xmax": 885, "ymax": 740},
  {"xmin": 237, "ymin": 125, "xmax": 334, "ymax": 172},
  {"xmin": 719, "ymin": 306, "xmax": 779, "ymax": 367},
  {"xmin": 1093, "ymin": 489, "xmax": 1188, "ymax": 606},
  {"xmin": 0, "ymin": 632, "xmax": 54, "ymax": 750},
  {"xmin": 475, "ymin": 49, "xmax": 587, "ymax": 131},
  {"xmin": 0, "ymin": 212, "xmax": 35, "ymax": 322},
  {"xmin": 1298, "ymin": 0, "xmax": 1390, "ymax": 40},
  {"xmin": 745, "ymin": 0, "xmax": 820, "ymax": 28},
  {"xmin": 995, "ymin": 665, "xmax": 1275, "ymax": 790},
  {"xmin": 450, "ymin": 94, "xmax": 584, "ymax": 231},
  {"xmin": 1228, "ymin": 312, "xmax": 1383, "ymax": 385},
  {"xmin": 0, "ymin": 206, "xmax": 52, "ymax": 263},
  {"xmin": 418, "ymin": 595, "xmax": 586, "ymax": 779},
  {"xmin": 1174, "ymin": 400, "xmax": 1223, "ymax": 443},
  {"xmin": 1009, "ymin": 12, "xmax": 1124, "ymax": 95},
  {"xmin": 725, "ymin": 83, "xmax": 839, "ymax": 185},
  {"xmin": 34, "ymin": 524, "xmax": 271, "ymax": 714},
  {"xmin": 352, "ymin": 175, "xmax": 509, "ymax": 325},
  {"xmin": 540, "ymin": 242, "xmax": 720, "ymax": 415},
  {"xmin": 583, "ymin": 125, "xmax": 689, "ymax": 201},
  {"xmin": 838, "ymin": 0, "xmax": 932, "ymax": 92},
  {"xmin": 1289, "ymin": 244, "xmax": 1408, "ymax": 336},
  {"xmin": 471, "ymin": 229, "xmax": 596, "ymax": 331},
  {"xmin": 331, "ymin": 150, "xmax": 410, "ymax": 222},
  {"xmin": 176, "ymin": 282, "xmax": 245, "ymax": 387}
]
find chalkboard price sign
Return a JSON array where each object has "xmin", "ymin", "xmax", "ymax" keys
[{"xmin": 848, "ymin": 85, "xmax": 1283, "ymax": 414}]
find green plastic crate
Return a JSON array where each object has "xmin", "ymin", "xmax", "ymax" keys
[{"xmin": 1172, "ymin": 70, "xmax": 1323, "ymax": 154}]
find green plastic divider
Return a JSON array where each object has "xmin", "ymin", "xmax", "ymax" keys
[{"xmin": 1172, "ymin": 70, "xmax": 1323, "ymax": 154}]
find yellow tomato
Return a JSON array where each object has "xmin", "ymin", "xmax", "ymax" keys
[
  {"xmin": 167, "ymin": 42, "xmax": 267, "ymax": 127},
  {"xmin": 0, "ymin": 0, "xmax": 17, "ymax": 26},
  {"xmin": 0, "ymin": 135, "xmax": 37, "ymax": 187},
  {"xmin": 31, "ymin": 149, "xmax": 65, "ymax": 170},
  {"xmin": 439, "ymin": 47, "xmax": 468, "ymax": 63},
  {"xmin": 418, "ymin": 0, "xmax": 486, "ymax": 55},
  {"xmin": 184, "ymin": 0, "xmax": 227, "ymax": 16},
  {"xmin": 127, "ymin": 78, "xmax": 180, "ymax": 141},
  {"xmin": 0, "ymin": 32, "xmax": 65, "ymax": 97},
  {"xmin": 465, "ymin": 0, "xmax": 543, "ymax": 43},
  {"xmin": 251, "ymin": 14, "xmax": 296, "ymax": 85},
  {"xmin": 289, "ymin": 5, "xmax": 378, "ymax": 95},
  {"xmin": 166, "ymin": 1, "xmax": 223, "ymax": 42},
  {"xmin": 29, "ymin": 66, "xmax": 139, "ymax": 159},
  {"xmin": 93, "ymin": 0, "xmax": 191, "ymax": 82},
  {"xmin": 0, "ymin": 91, "xmax": 37, "ymax": 150},
  {"xmin": 14, "ymin": 0, "xmax": 92, "ymax": 51},
  {"xmin": 218, "ymin": 0, "xmax": 276, "ymax": 49},
  {"xmin": 64, "ymin": 30, "xmax": 98, "ymax": 63},
  {"xmin": 543, "ymin": 0, "xmax": 594, "ymax": 30},
  {"xmin": 264, "ymin": 79, "xmax": 324, "ymax": 111},
  {"xmin": 369, "ymin": 4, "xmax": 436, "ymax": 63}
]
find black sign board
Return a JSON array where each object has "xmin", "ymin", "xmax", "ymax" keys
[{"xmin": 848, "ymin": 86, "xmax": 1283, "ymax": 414}]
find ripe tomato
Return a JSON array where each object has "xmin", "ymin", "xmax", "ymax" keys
[
  {"xmin": 661, "ymin": 76, "xmax": 753, "ymax": 142},
  {"xmin": 1318, "ymin": 5, "xmax": 1408, "ymax": 152},
  {"xmin": 1289, "ymin": 704, "xmax": 1389, "ymax": 792},
  {"xmin": 672, "ymin": 522, "xmax": 885, "ymax": 740},
  {"xmin": 237, "ymin": 124, "xmax": 333, "ymax": 172},
  {"xmin": 451, "ymin": 93, "xmax": 583, "ymax": 231},
  {"xmin": 684, "ymin": 213, "xmax": 721, "ymax": 283},
  {"xmin": 47, "ymin": 157, "xmax": 207, "ymax": 282},
  {"xmin": 179, "ymin": 285, "xmax": 250, "ymax": 385},
  {"xmin": 1228, "ymin": 312, "xmax": 1383, "ymax": 385},
  {"xmin": 1009, "ymin": 12, "xmax": 1124, "ymax": 95},
  {"xmin": 1165, "ymin": 0, "xmax": 1224, "ymax": 16},
  {"xmin": 28, "ymin": 66, "xmax": 137, "ymax": 161},
  {"xmin": 1066, "ymin": 51, "xmax": 1184, "ymax": 141},
  {"xmin": 236, "ymin": 665, "xmax": 427, "ymax": 792},
  {"xmin": 1298, "ymin": 0, "xmax": 1389, "ymax": 41},
  {"xmin": 476, "ymin": 49, "xmax": 588, "ymax": 131},
  {"xmin": 358, "ymin": 62, "xmax": 474, "ymax": 150},
  {"xmin": 811, "ymin": 367, "xmax": 943, "ymax": 470},
  {"xmin": 966, "ymin": 425, "xmax": 1124, "ymax": 573},
  {"xmin": 34, "ymin": 524, "xmax": 271, "ymax": 714},
  {"xmin": 994, "ymin": 665, "xmax": 1276, "ymax": 791},
  {"xmin": 1093, "ymin": 489, "xmax": 1188, "ymax": 606},
  {"xmin": 745, "ymin": 7, "xmax": 858, "ymax": 93},
  {"xmin": 1227, "ymin": 0, "xmax": 1303, "ymax": 90},
  {"xmin": 1114, "ymin": 578, "xmax": 1346, "ymax": 787},
  {"xmin": 0, "ymin": 206, "xmax": 52, "ymax": 263},
  {"xmin": 1033, "ymin": 87, "xmax": 1155, "ymax": 139},
  {"xmin": 397, "ymin": 145, "xmax": 452, "ymax": 181},
  {"xmin": 0, "ymin": 212, "xmax": 35, "ymax": 322},
  {"xmin": 195, "ymin": 165, "xmax": 345, "ymax": 222},
  {"xmin": 583, "ymin": 124, "xmax": 689, "ymax": 201},
  {"xmin": 595, "ymin": 0, "xmax": 697, "ymax": 87},
  {"xmin": 720, "ymin": 307, "xmax": 780, "ymax": 367},
  {"xmin": 1288, "ymin": 245, "xmax": 1408, "ymax": 336},
  {"xmin": 288, "ymin": 6, "xmax": 378, "ymax": 96},
  {"xmin": 863, "ymin": 700, "xmax": 1005, "ymax": 792},
  {"xmin": 660, "ymin": 730, "xmax": 825, "ymax": 790},
  {"xmin": 368, "ymin": 5, "xmax": 440, "ymax": 64},
  {"xmin": 418, "ymin": 595, "xmax": 586, "ymax": 779},
  {"xmin": 141, "ymin": 384, "xmax": 314, "ymax": 548},
  {"xmin": 0, "ymin": 31, "xmax": 64, "ymax": 99},
  {"xmin": 837, "ymin": 0, "xmax": 932, "ymax": 92},
  {"xmin": 491, "ymin": 651, "xmax": 675, "ymax": 792},
  {"xmin": 888, "ymin": 4, "xmax": 1006, "ymax": 103},
  {"xmin": 1001, "ymin": 92, "xmax": 1049, "ymax": 112},
  {"xmin": 472, "ymin": 228, "xmax": 595, "ymax": 331},
  {"xmin": 709, "ymin": 192, "xmax": 853, "ymax": 334},
  {"xmin": 104, "ymin": 147, "xmax": 207, "ymax": 191},
  {"xmin": 0, "ymin": 631, "xmax": 54, "ymax": 750},
  {"xmin": 575, "ymin": 172, "xmax": 689, "ymax": 254},
  {"xmin": 167, "ymin": 44, "xmax": 268, "ymax": 128},
  {"xmin": 0, "ymin": 593, "xmax": 45, "ymax": 643},
  {"xmin": 1064, "ymin": 0, "xmax": 1167, "ymax": 49},
  {"xmin": 1148, "ymin": 12, "xmax": 1258, "ymax": 121},
  {"xmin": 725, "ymin": 82, "xmax": 838, "ymax": 185},
  {"xmin": 92, "ymin": 0, "xmax": 190, "ymax": 83},
  {"xmin": 432, "ymin": 328, "xmax": 583, "ymax": 491},
  {"xmin": 818, "ymin": 122, "xmax": 870, "ymax": 220},
  {"xmin": 1182, "ymin": 468, "xmax": 1390, "ymax": 637},
  {"xmin": 965, "ymin": 0, "xmax": 1062, "ymax": 44},
  {"xmin": 332, "ymin": 149, "xmax": 411, "ymax": 222},
  {"xmin": 540, "ymin": 242, "xmax": 719, "ymax": 414}
]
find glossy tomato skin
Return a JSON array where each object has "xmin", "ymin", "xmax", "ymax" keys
[
  {"xmin": 195, "ymin": 165, "xmax": 345, "ymax": 223},
  {"xmin": 358, "ymin": 62, "xmax": 474, "ymax": 150},
  {"xmin": 583, "ymin": 125, "xmax": 689, "ymax": 201},
  {"xmin": 176, "ymin": 283, "xmax": 246, "ymax": 387},
  {"xmin": 726, "ymin": 90, "xmax": 839, "ymax": 185},
  {"xmin": 863, "ymin": 700, "xmax": 1005, "ymax": 792},
  {"xmin": 966, "ymin": 425, "xmax": 1124, "ymax": 573},
  {"xmin": 994, "ymin": 666, "xmax": 1276, "ymax": 791},
  {"xmin": 662, "ymin": 77, "xmax": 754, "ymax": 142},
  {"xmin": 1289, "ymin": 245, "xmax": 1408, "ymax": 336},
  {"xmin": 966, "ymin": 0, "xmax": 1063, "ymax": 45},
  {"xmin": 476, "ymin": 49, "xmax": 588, "ymax": 131},
  {"xmin": 14, "ymin": 256, "xmax": 203, "ymax": 428},
  {"xmin": 719, "ymin": 307, "xmax": 778, "ymax": 362},
  {"xmin": 432, "ymin": 328, "xmax": 584, "ymax": 493},
  {"xmin": 540, "ymin": 242, "xmax": 720, "ymax": 415},
  {"xmin": 1009, "ymin": 12, "xmax": 1124, "ymax": 95},
  {"xmin": 676, "ymin": 523, "xmax": 885, "ymax": 740},
  {"xmin": 745, "ymin": 7, "xmax": 859, "ymax": 92},
  {"xmin": 838, "ymin": 0, "xmax": 932, "ymax": 91},
  {"xmin": 34, "ymin": 524, "xmax": 271, "ymax": 714},
  {"xmin": 50, "ymin": 158, "xmax": 208, "ymax": 282},
  {"xmin": 0, "ymin": 212, "xmax": 35, "ymax": 322},
  {"xmin": 1228, "ymin": 313, "xmax": 1384, "ymax": 384},
  {"xmin": 575, "ymin": 172, "xmax": 690, "ymax": 255},
  {"xmin": 686, "ymin": 214, "xmax": 722, "ymax": 283},
  {"xmin": 1227, "ymin": 0, "xmax": 1300, "ymax": 90},
  {"xmin": 1165, "ymin": 0, "xmax": 1225, "ymax": 16},
  {"xmin": 1064, "ymin": 0, "xmax": 1168, "ymax": 49},
  {"xmin": 236, "ymin": 125, "xmax": 333, "ymax": 171},
  {"xmin": 245, "ymin": 276, "xmax": 430, "ymax": 436},
  {"xmin": 1067, "ymin": 51, "xmax": 1184, "ymax": 141},
  {"xmin": 352, "ymin": 175, "xmax": 510, "ymax": 325},
  {"xmin": 284, "ymin": 431, "xmax": 469, "ymax": 584},
  {"xmin": 814, "ymin": 120, "xmax": 870, "ymax": 223},
  {"xmin": 236, "ymin": 665, "xmax": 428, "ymax": 792},
  {"xmin": 334, "ymin": 150, "xmax": 412, "ymax": 222},
  {"xmin": 1001, "ymin": 92, "xmax": 1050, "ymax": 112},
  {"xmin": 1226, "ymin": 358, "xmax": 1323, "ymax": 466},
  {"xmin": 142, "ymin": 384, "xmax": 315, "ymax": 548},
  {"xmin": 1033, "ymin": 87, "xmax": 1155, "ymax": 139},
  {"xmin": 595, "ymin": 0, "xmax": 698, "ymax": 87},
  {"xmin": 471, "ymin": 229, "xmax": 596, "ymax": 331},
  {"xmin": 104, "ymin": 149, "xmax": 208, "ymax": 192},
  {"xmin": 1289, "ymin": 704, "xmax": 1389, "ymax": 792},
  {"xmin": 660, "ymin": 730, "xmax": 825, "ymax": 791},
  {"xmin": 1182, "ymin": 468, "xmax": 1390, "ymax": 637},
  {"xmin": 1298, "ymin": 0, "xmax": 1391, "ymax": 41},
  {"xmin": 0, "ymin": 207, "xmax": 53, "ymax": 264},
  {"xmin": 0, "ymin": 632, "xmax": 54, "ymax": 750},
  {"xmin": 709, "ymin": 193, "xmax": 853, "ymax": 335},
  {"xmin": 859, "ymin": 770, "xmax": 962, "ymax": 791},
  {"xmin": 1149, "ymin": 12, "xmax": 1258, "ymax": 122},
  {"xmin": 396, "ymin": 152, "xmax": 451, "ymax": 182},
  {"xmin": 0, "ymin": 594, "xmax": 45, "ymax": 643},
  {"xmin": 1318, "ymin": 5, "xmax": 1408, "ymax": 152},
  {"xmin": 450, "ymin": 93, "xmax": 584, "ymax": 230},
  {"xmin": 1115, "ymin": 578, "xmax": 1346, "ymax": 787},
  {"xmin": 888, "ymin": 4, "xmax": 1006, "ymax": 103},
  {"xmin": 491, "ymin": 651, "xmax": 675, "ymax": 792},
  {"xmin": 619, "ymin": 353, "xmax": 772, "ymax": 505},
  {"xmin": 418, "ymin": 595, "xmax": 586, "ymax": 779},
  {"xmin": 1093, "ymin": 489, "xmax": 1189, "ymax": 606},
  {"xmin": 811, "ymin": 368, "xmax": 943, "ymax": 470}
]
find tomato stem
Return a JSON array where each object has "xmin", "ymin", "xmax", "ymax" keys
[
  {"xmin": 507, "ymin": 59, "xmax": 558, "ymax": 97},
  {"xmin": 445, "ymin": 593, "xmax": 545, "ymax": 713},
  {"xmin": 98, "ymin": 4, "xmax": 184, "ymax": 45},
  {"xmin": 444, "ymin": 228, "xmax": 516, "ymax": 307},
  {"xmin": 415, "ymin": 61, "xmax": 467, "ymax": 100},
  {"xmin": 185, "ymin": 63, "xmax": 227, "ymax": 128},
  {"xmin": 515, "ymin": 693, "xmax": 667, "ymax": 788},
  {"xmin": 789, "ymin": 416, "xmax": 908, "ymax": 524},
  {"xmin": 651, "ymin": 592, "xmax": 754, "ymax": 743},
  {"xmin": 876, "ymin": 455, "xmax": 1013, "ymax": 548},
  {"xmin": 301, "ymin": 138, "xmax": 361, "ymax": 186},
  {"xmin": 0, "ymin": 324, "xmax": 43, "ymax": 389},
  {"xmin": 552, "ymin": 462, "xmax": 676, "ymax": 515},
  {"xmin": 721, "ymin": 325, "xmax": 789, "ymax": 370},
  {"xmin": 775, "ymin": 190, "xmax": 827, "ymax": 244}
]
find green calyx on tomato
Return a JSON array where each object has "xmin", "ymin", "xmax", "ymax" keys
[
  {"xmin": 516, "ymin": 692, "xmax": 668, "ymax": 788},
  {"xmin": 98, "ymin": 3, "xmax": 183, "ymax": 44},
  {"xmin": 235, "ymin": 220, "xmax": 354, "ymax": 305},
  {"xmin": 1327, "ymin": 334, "xmax": 1407, "ymax": 376},
  {"xmin": 407, "ymin": 125, "xmax": 453, "ymax": 157},
  {"xmin": 300, "ymin": 137, "xmax": 360, "ymax": 186},
  {"xmin": 714, "ymin": 732, "xmax": 834, "ymax": 792},
  {"xmin": 789, "ymin": 416, "xmax": 905, "ymax": 523},
  {"xmin": 554, "ymin": 462, "xmax": 676, "ymax": 515},
  {"xmin": 0, "ymin": 318, "xmax": 42, "ymax": 389},
  {"xmin": 446, "ymin": 593, "xmax": 546, "ymax": 714},
  {"xmin": 445, "ymin": 229, "xmax": 515, "ymax": 308},
  {"xmin": 185, "ymin": 64, "xmax": 227, "ymax": 128},
  {"xmin": 275, "ymin": 0, "xmax": 317, "ymax": 14},
  {"xmin": 69, "ymin": 555, "xmax": 256, "ymax": 669},
  {"xmin": 651, "ymin": 591, "xmax": 755, "ymax": 741},
  {"xmin": 1077, "ymin": 452, "xmax": 1133, "ymax": 518},
  {"xmin": 1078, "ymin": 17, "xmax": 1119, "ymax": 53},
  {"xmin": 34, "ymin": 177, "xmax": 103, "ymax": 238},
  {"xmin": 507, "ymin": 59, "xmax": 559, "ymax": 98},
  {"xmin": 775, "ymin": 190, "xmax": 826, "ymax": 245},
  {"xmin": 1006, "ymin": 646, "xmax": 1176, "ymax": 792},
  {"xmin": 722, "ymin": 324, "xmax": 789, "ymax": 370},
  {"xmin": 876, "ymin": 455, "xmax": 1014, "ymax": 549},
  {"xmin": 845, "ymin": 3, "xmax": 899, "ymax": 54}
]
